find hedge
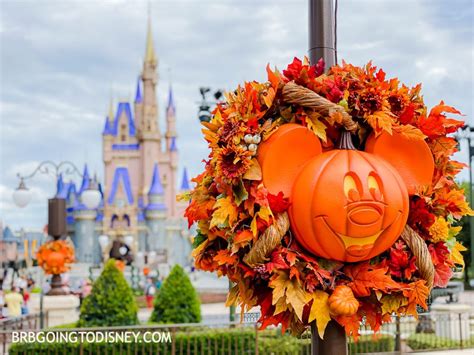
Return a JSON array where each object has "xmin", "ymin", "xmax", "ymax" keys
[
  {"xmin": 407, "ymin": 333, "xmax": 474, "ymax": 350},
  {"xmin": 9, "ymin": 328, "xmax": 396, "ymax": 354}
]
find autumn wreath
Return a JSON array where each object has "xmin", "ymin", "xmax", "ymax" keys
[
  {"xmin": 36, "ymin": 239, "xmax": 75, "ymax": 275},
  {"xmin": 181, "ymin": 58, "xmax": 470, "ymax": 339}
]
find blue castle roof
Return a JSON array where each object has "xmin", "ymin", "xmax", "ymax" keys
[
  {"xmin": 180, "ymin": 168, "xmax": 190, "ymax": 191},
  {"xmin": 167, "ymin": 85, "xmax": 175, "ymax": 112},
  {"xmin": 103, "ymin": 102, "xmax": 136, "ymax": 137},
  {"xmin": 148, "ymin": 163, "xmax": 164, "ymax": 195},
  {"xmin": 108, "ymin": 167, "xmax": 134, "ymax": 205},
  {"xmin": 135, "ymin": 77, "xmax": 143, "ymax": 103},
  {"xmin": 170, "ymin": 136, "xmax": 177, "ymax": 151},
  {"xmin": 78, "ymin": 165, "xmax": 90, "ymax": 194}
]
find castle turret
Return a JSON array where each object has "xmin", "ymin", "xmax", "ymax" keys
[
  {"xmin": 165, "ymin": 86, "xmax": 177, "ymax": 151},
  {"xmin": 134, "ymin": 77, "xmax": 143, "ymax": 137},
  {"xmin": 180, "ymin": 168, "xmax": 190, "ymax": 192},
  {"xmin": 138, "ymin": 16, "xmax": 161, "ymax": 200},
  {"xmin": 146, "ymin": 164, "xmax": 167, "ymax": 251}
]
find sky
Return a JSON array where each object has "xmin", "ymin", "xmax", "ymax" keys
[{"xmin": 0, "ymin": 0, "xmax": 473, "ymax": 231}]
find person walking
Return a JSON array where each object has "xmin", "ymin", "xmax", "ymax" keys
[
  {"xmin": 4, "ymin": 287, "xmax": 23, "ymax": 318},
  {"xmin": 144, "ymin": 278, "xmax": 155, "ymax": 309}
]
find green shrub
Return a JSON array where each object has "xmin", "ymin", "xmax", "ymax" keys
[
  {"xmin": 77, "ymin": 259, "xmax": 138, "ymax": 327},
  {"xmin": 407, "ymin": 333, "xmax": 474, "ymax": 350},
  {"xmin": 150, "ymin": 264, "xmax": 201, "ymax": 324}
]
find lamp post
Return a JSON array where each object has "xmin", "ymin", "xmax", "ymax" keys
[
  {"xmin": 309, "ymin": 0, "xmax": 347, "ymax": 354},
  {"xmin": 12, "ymin": 160, "xmax": 101, "ymax": 295}
]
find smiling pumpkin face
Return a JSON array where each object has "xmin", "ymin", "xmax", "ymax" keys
[{"xmin": 290, "ymin": 148, "xmax": 409, "ymax": 262}]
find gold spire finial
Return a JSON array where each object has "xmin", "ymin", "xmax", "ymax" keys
[
  {"xmin": 145, "ymin": 5, "xmax": 157, "ymax": 64},
  {"xmin": 108, "ymin": 92, "xmax": 114, "ymax": 122}
]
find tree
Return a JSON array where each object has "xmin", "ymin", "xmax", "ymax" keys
[
  {"xmin": 150, "ymin": 264, "xmax": 201, "ymax": 324},
  {"xmin": 78, "ymin": 259, "xmax": 138, "ymax": 327}
]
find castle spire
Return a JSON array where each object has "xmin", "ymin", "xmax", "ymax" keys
[
  {"xmin": 180, "ymin": 168, "xmax": 190, "ymax": 191},
  {"xmin": 108, "ymin": 96, "xmax": 114, "ymax": 121},
  {"xmin": 79, "ymin": 164, "xmax": 90, "ymax": 194},
  {"xmin": 144, "ymin": 13, "xmax": 157, "ymax": 64},
  {"xmin": 148, "ymin": 163, "xmax": 164, "ymax": 195},
  {"xmin": 135, "ymin": 76, "xmax": 142, "ymax": 103}
]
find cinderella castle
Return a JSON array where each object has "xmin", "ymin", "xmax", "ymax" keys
[{"xmin": 56, "ymin": 18, "xmax": 192, "ymax": 268}]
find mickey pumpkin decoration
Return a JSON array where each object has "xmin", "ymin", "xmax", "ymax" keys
[
  {"xmin": 258, "ymin": 123, "xmax": 433, "ymax": 262},
  {"xmin": 183, "ymin": 58, "xmax": 469, "ymax": 339}
]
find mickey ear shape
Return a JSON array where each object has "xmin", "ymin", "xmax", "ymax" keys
[
  {"xmin": 257, "ymin": 123, "xmax": 322, "ymax": 197},
  {"xmin": 365, "ymin": 130, "xmax": 434, "ymax": 195}
]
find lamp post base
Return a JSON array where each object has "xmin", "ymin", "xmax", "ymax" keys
[
  {"xmin": 47, "ymin": 274, "xmax": 68, "ymax": 296},
  {"xmin": 311, "ymin": 321, "xmax": 347, "ymax": 355}
]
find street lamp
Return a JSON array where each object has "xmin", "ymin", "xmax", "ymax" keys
[
  {"xmin": 197, "ymin": 87, "xmax": 224, "ymax": 123},
  {"xmin": 13, "ymin": 178, "xmax": 32, "ymax": 208},
  {"xmin": 81, "ymin": 175, "xmax": 102, "ymax": 210},
  {"xmin": 12, "ymin": 160, "xmax": 102, "ymax": 295}
]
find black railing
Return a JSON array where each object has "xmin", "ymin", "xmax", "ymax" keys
[{"xmin": 1, "ymin": 312, "xmax": 473, "ymax": 354}]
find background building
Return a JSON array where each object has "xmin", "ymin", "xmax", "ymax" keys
[{"xmin": 57, "ymin": 18, "xmax": 192, "ymax": 269}]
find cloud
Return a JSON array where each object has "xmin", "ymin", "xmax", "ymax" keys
[{"xmin": 0, "ymin": 0, "xmax": 472, "ymax": 230}]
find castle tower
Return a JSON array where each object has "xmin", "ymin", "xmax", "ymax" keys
[
  {"xmin": 138, "ymin": 16, "xmax": 161, "ymax": 200},
  {"xmin": 145, "ymin": 164, "xmax": 167, "ymax": 251},
  {"xmin": 165, "ymin": 86, "xmax": 177, "ymax": 151},
  {"xmin": 73, "ymin": 165, "xmax": 100, "ymax": 264}
]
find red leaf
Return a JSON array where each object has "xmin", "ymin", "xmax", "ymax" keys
[
  {"xmin": 388, "ymin": 240, "xmax": 417, "ymax": 280},
  {"xmin": 268, "ymin": 191, "xmax": 291, "ymax": 213}
]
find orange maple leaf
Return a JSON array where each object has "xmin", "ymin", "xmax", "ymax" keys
[
  {"xmin": 214, "ymin": 250, "xmax": 238, "ymax": 266},
  {"xmin": 345, "ymin": 262, "xmax": 400, "ymax": 297},
  {"xmin": 402, "ymin": 280, "xmax": 429, "ymax": 311}
]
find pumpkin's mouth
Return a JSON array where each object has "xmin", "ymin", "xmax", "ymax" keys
[{"xmin": 317, "ymin": 211, "xmax": 402, "ymax": 258}]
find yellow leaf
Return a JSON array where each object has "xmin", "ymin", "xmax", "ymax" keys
[
  {"xmin": 243, "ymin": 158, "xmax": 262, "ymax": 180},
  {"xmin": 210, "ymin": 196, "xmax": 238, "ymax": 228},
  {"xmin": 285, "ymin": 279, "xmax": 311, "ymax": 322},
  {"xmin": 226, "ymin": 284, "xmax": 239, "ymax": 307},
  {"xmin": 269, "ymin": 271, "xmax": 289, "ymax": 306},
  {"xmin": 274, "ymin": 296, "xmax": 289, "ymax": 315},
  {"xmin": 366, "ymin": 110, "xmax": 394, "ymax": 135},
  {"xmin": 250, "ymin": 215, "xmax": 258, "ymax": 236},
  {"xmin": 380, "ymin": 294, "xmax": 407, "ymax": 315},
  {"xmin": 305, "ymin": 113, "xmax": 327, "ymax": 142},
  {"xmin": 308, "ymin": 291, "xmax": 331, "ymax": 339},
  {"xmin": 449, "ymin": 242, "xmax": 467, "ymax": 268},
  {"xmin": 262, "ymin": 87, "xmax": 276, "ymax": 108},
  {"xmin": 258, "ymin": 206, "xmax": 273, "ymax": 223}
]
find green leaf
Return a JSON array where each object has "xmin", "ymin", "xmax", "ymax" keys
[
  {"xmin": 233, "ymin": 179, "xmax": 248, "ymax": 206},
  {"xmin": 193, "ymin": 232, "xmax": 207, "ymax": 248}
]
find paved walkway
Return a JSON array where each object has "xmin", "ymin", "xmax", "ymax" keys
[{"xmin": 415, "ymin": 350, "xmax": 473, "ymax": 354}]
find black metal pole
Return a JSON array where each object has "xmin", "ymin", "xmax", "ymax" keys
[
  {"xmin": 309, "ymin": 1, "xmax": 347, "ymax": 354},
  {"xmin": 309, "ymin": 0, "xmax": 336, "ymax": 68}
]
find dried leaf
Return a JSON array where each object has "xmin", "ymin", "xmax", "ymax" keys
[{"xmin": 308, "ymin": 291, "xmax": 331, "ymax": 339}]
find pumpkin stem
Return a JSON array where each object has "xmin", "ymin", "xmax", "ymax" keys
[{"xmin": 336, "ymin": 130, "xmax": 357, "ymax": 150}]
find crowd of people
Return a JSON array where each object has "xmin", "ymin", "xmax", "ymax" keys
[{"xmin": 0, "ymin": 275, "xmax": 35, "ymax": 319}]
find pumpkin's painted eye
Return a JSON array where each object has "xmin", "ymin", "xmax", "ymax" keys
[
  {"xmin": 368, "ymin": 173, "xmax": 383, "ymax": 200},
  {"xmin": 344, "ymin": 173, "xmax": 362, "ymax": 201}
]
